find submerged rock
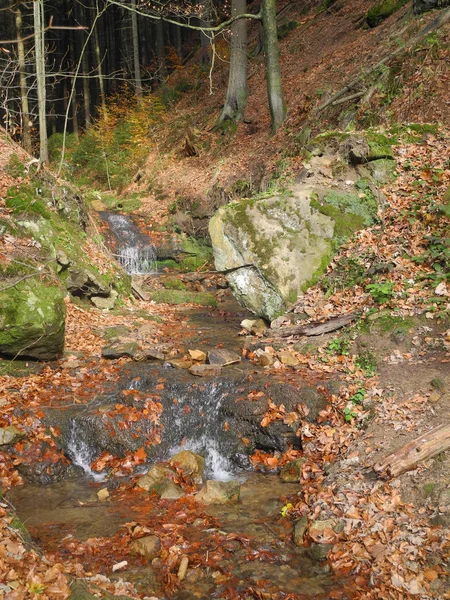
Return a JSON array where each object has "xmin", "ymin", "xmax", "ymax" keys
[
  {"xmin": 208, "ymin": 348, "xmax": 241, "ymax": 366},
  {"xmin": 280, "ymin": 458, "xmax": 306, "ymax": 483},
  {"xmin": 136, "ymin": 464, "xmax": 185, "ymax": 499},
  {"xmin": 0, "ymin": 279, "xmax": 65, "ymax": 360},
  {"xmin": 189, "ymin": 364, "xmax": 222, "ymax": 377},
  {"xmin": 101, "ymin": 340, "xmax": 140, "ymax": 359},
  {"xmin": 293, "ymin": 516, "xmax": 308, "ymax": 546},
  {"xmin": 196, "ymin": 480, "xmax": 240, "ymax": 504}
]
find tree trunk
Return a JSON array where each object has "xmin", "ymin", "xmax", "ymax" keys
[
  {"xmin": 16, "ymin": 8, "xmax": 32, "ymax": 153},
  {"xmin": 200, "ymin": 0, "xmax": 212, "ymax": 65},
  {"xmin": 33, "ymin": 0, "xmax": 48, "ymax": 164},
  {"xmin": 131, "ymin": 0, "xmax": 143, "ymax": 101},
  {"xmin": 261, "ymin": 0, "xmax": 286, "ymax": 134},
  {"xmin": 216, "ymin": 0, "xmax": 248, "ymax": 126},
  {"xmin": 79, "ymin": 4, "xmax": 92, "ymax": 127},
  {"xmin": 93, "ymin": 14, "xmax": 107, "ymax": 116},
  {"xmin": 156, "ymin": 19, "xmax": 166, "ymax": 80}
]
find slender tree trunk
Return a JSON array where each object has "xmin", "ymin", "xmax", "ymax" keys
[
  {"xmin": 155, "ymin": 19, "xmax": 166, "ymax": 80},
  {"xmin": 216, "ymin": 0, "xmax": 248, "ymax": 126},
  {"xmin": 200, "ymin": 0, "xmax": 212, "ymax": 65},
  {"xmin": 16, "ymin": 8, "xmax": 32, "ymax": 153},
  {"xmin": 93, "ymin": 12, "xmax": 107, "ymax": 116},
  {"xmin": 261, "ymin": 0, "xmax": 286, "ymax": 134},
  {"xmin": 175, "ymin": 19, "xmax": 182, "ymax": 58},
  {"xmin": 33, "ymin": 0, "xmax": 48, "ymax": 164},
  {"xmin": 131, "ymin": 0, "xmax": 142, "ymax": 101},
  {"xmin": 79, "ymin": 4, "xmax": 92, "ymax": 127}
]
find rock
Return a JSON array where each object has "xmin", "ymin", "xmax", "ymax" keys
[
  {"xmin": 97, "ymin": 488, "xmax": 110, "ymax": 501},
  {"xmin": 413, "ymin": 0, "xmax": 448, "ymax": 14},
  {"xmin": 307, "ymin": 543, "xmax": 333, "ymax": 561},
  {"xmin": 169, "ymin": 450, "xmax": 205, "ymax": 484},
  {"xmin": 101, "ymin": 341, "xmax": 140, "ymax": 359},
  {"xmin": 438, "ymin": 489, "xmax": 450, "ymax": 507},
  {"xmin": 277, "ymin": 351, "xmax": 299, "ymax": 366},
  {"xmin": 0, "ymin": 426, "xmax": 25, "ymax": 446},
  {"xmin": 189, "ymin": 364, "xmax": 222, "ymax": 377},
  {"xmin": 66, "ymin": 267, "xmax": 111, "ymax": 298},
  {"xmin": 101, "ymin": 324, "xmax": 131, "ymax": 340},
  {"xmin": 308, "ymin": 518, "xmax": 344, "ymax": 542},
  {"xmin": 209, "ymin": 189, "xmax": 335, "ymax": 320},
  {"xmin": 131, "ymin": 535, "xmax": 161, "ymax": 560},
  {"xmin": 188, "ymin": 349, "xmax": 207, "ymax": 362},
  {"xmin": 169, "ymin": 358, "xmax": 193, "ymax": 369},
  {"xmin": 177, "ymin": 555, "xmax": 189, "ymax": 581},
  {"xmin": 241, "ymin": 319, "xmax": 267, "ymax": 335},
  {"xmin": 208, "ymin": 348, "xmax": 241, "ymax": 366},
  {"xmin": 91, "ymin": 290, "xmax": 118, "ymax": 310},
  {"xmin": 280, "ymin": 458, "xmax": 306, "ymax": 482},
  {"xmin": 0, "ymin": 279, "xmax": 66, "ymax": 360},
  {"xmin": 367, "ymin": 158, "xmax": 396, "ymax": 184},
  {"xmin": 293, "ymin": 516, "xmax": 308, "ymax": 546},
  {"xmin": 196, "ymin": 480, "xmax": 240, "ymax": 505},
  {"xmin": 257, "ymin": 351, "xmax": 274, "ymax": 367},
  {"xmin": 142, "ymin": 345, "xmax": 167, "ymax": 361},
  {"xmin": 136, "ymin": 464, "xmax": 184, "ymax": 499}
]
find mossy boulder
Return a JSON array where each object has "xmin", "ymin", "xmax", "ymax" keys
[
  {"xmin": 0, "ymin": 278, "xmax": 65, "ymax": 360},
  {"xmin": 209, "ymin": 182, "xmax": 379, "ymax": 320},
  {"xmin": 366, "ymin": 0, "xmax": 409, "ymax": 28}
]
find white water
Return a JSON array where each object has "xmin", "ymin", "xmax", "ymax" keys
[
  {"xmin": 66, "ymin": 421, "xmax": 107, "ymax": 482},
  {"xmin": 104, "ymin": 213, "xmax": 157, "ymax": 275}
]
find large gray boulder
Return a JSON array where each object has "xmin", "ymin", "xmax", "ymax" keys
[
  {"xmin": 0, "ymin": 279, "xmax": 65, "ymax": 360},
  {"xmin": 209, "ymin": 188, "xmax": 334, "ymax": 320}
]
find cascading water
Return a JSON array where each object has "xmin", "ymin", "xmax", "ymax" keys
[
  {"xmin": 101, "ymin": 213, "xmax": 157, "ymax": 275},
  {"xmin": 66, "ymin": 420, "xmax": 106, "ymax": 482}
]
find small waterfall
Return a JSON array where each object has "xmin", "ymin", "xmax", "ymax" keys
[
  {"xmin": 102, "ymin": 213, "xmax": 157, "ymax": 275},
  {"xmin": 66, "ymin": 420, "xmax": 106, "ymax": 481}
]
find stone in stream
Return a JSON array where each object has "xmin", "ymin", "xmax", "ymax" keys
[
  {"xmin": 189, "ymin": 364, "xmax": 222, "ymax": 377},
  {"xmin": 66, "ymin": 267, "xmax": 111, "ymax": 297},
  {"xmin": 207, "ymin": 348, "xmax": 241, "ymax": 366},
  {"xmin": 136, "ymin": 464, "xmax": 184, "ymax": 499},
  {"xmin": 188, "ymin": 349, "xmax": 207, "ymax": 363},
  {"xmin": 293, "ymin": 516, "xmax": 308, "ymax": 546},
  {"xmin": 279, "ymin": 458, "xmax": 306, "ymax": 483},
  {"xmin": 307, "ymin": 543, "xmax": 333, "ymax": 561},
  {"xmin": 131, "ymin": 535, "xmax": 161, "ymax": 560},
  {"xmin": 196, "ymin": 480, "xmax": 240, "ymax": 505},
  {"xmin": 0, "ymin": 426, "xmax": 25, "ymax": 446},
  {"xmin": 101, "ymin": 341, "xmax": 140, "ymax": 359},
  {"xmin": 241, "ymin": 318, "xmax": 267, "ymax": 335},
  {"xmin": 308, "ymin": 518, "xmax": 345, "ymax": 543},
  {"xmin": 255, "ymin": 349, "xmax": 274, "ymax": 367},
  {"xmin": 168, "ymin": 358, "xmax": 193, "ymax": 369},
  {"xmin": 169, "ymin": 450, "xmax": 205, "ymax": 484}
]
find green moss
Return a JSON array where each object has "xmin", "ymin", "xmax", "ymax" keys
[
  {"xmin": 149, "ymin": 289, "xmax": 216, "ymax": 307},
  {"xmin": 6, "ymin": 154, "xmax": 26, "ymax": 178},
  {"xmin": 162, "ymin": 277, "xmax": 187, "ymax": 290},
  {"xmin": 366, "ymin": 132, "xmax": 395, "ymax": 160},
  {"xmin": 372, "ymin": 314, "xmax": 414, "ymax": 334},
  {"xmin": 100, "ymin": 192, "xmax": 142, "ymax": 213},
  {"xmin": 9, "ymin": 516, "xmax": 32, "ymax": 542},
  {"xmin": 6, "ymin": 185, "xmax": 52, "ymax": 218},
  {"xmin": 366, "ymin": 0, "xmax": 409, "ymax": 28},
  {"xmin": 156, "ymin": 259, "xmax": 180, "ymax": 271}
]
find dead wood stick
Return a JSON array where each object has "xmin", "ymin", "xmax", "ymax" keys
[
  {"xmin": 373, "ymin": 423, "xmax": 450, "ymax": 479},
  {"xmin": 317, "ymin": 6, "xmax": 450, "ymax": 113},
  {"xmin": 268, "ymin": 312, "xmax": 358, "ymax": 338},
  {"xmin": 331, "ymin": 91, "xmax": 365, "ymax": 106}
]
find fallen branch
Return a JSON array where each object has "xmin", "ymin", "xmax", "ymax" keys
[
  {"xmin": 268, "ymin": 312, "xmax": 358, "ymax": 338},
  {"xmin": 374, "ymin": 423, "xmax": 450, "ymax": 479},
  {"xmin": 317, "ymin": 6, "xmax": 450, "ymax": 113}
]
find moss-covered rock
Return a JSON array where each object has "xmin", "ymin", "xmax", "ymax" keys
[
  {"xmin": 148, "ymin": 289, "xmax": 217, "ymax": 306},
  {"xmin": 366, "ymin": 0, "xmax": 409, "ymax": 28},
  {"xmin": 0, "ymin": 278, "xmax": 65, "ymax": 360}
]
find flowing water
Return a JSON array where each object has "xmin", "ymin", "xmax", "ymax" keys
[{"xmin": 100, "ymin": 212, "xmax": 157, "ymax": 274}]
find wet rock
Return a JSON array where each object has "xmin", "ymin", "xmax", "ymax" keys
[
  {"xmin": 307, "ymin": 543, "xmax": 333, "ymax": 561},
  {"xmin": 131, "ymin": 535, "xmax": 161, "ymax": 560},
  {"xmin": 169, "ymin": 450, "xmax": 205, "ymax": 484},
  {"xmin": 208, "ymin": 348, "xmax": 241, "ymax": 366},
  {"xmin": 189, "ymin": 364, "xmax": 222, "ymax": 377},
  {"xmin": 293, "ymin": 516, "xmax": 308, "ymax": 546},
  {"xmin": 97, "ymin": 488, "xmax": 110, "ymax": 501},
  {"xmin": 136, "ymin": 464, "xmax": 184, "ymax": 499},
  {"xmin": 91, "ymin": 291, "xmax": 118, "ymax": 310},
  {"xmin": 188, "ymin": 349, "xmax": 207, "ymax": 362},
  {"xmin": 196, "ymin": 480, "xmax": 240, "ymax": 504},
  {"xmin": 15, "ymin": 442, "xmax": 70, "ymax": 485},
  {"xmin": 142, "ymin": 345, "xmax": 167, "ymax": 361},
  {"xmin": 280, "ymin": 458, "xmax": 306, "ymax": 483},
  {"xmin": 101, "ymin": 341, "xmax": 140, "ymax": 359},
  {"xmin": 0, "ymin": 279, "xmax": 65, "ymax": 361},
  {"xmin": 308, "ymin": 518, "xmax": 344, "ymax": 542},
  {"xmin": 0, "ymin": 425, "xmax": 25, "ymax": 446},
  {"xmin": 169, "ymin": 358, "xmax": 193, "ymax": 369}
]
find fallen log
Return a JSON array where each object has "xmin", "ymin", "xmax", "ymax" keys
[
  {"xmin": 268, "ymin": 312, "xmax": 358, "ymax": 338},
  {"xmin": 374, "ymin": 423, "xmax": 450, "ymax": 479}
]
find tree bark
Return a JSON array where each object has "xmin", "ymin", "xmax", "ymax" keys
[
  {"xmin": 200, "ymin": 0, "xmax": 212, "ymax": 65},
  {"xmin": 155, "ymin": 19, "xmax": 166, "ymax": 80},
  {"xmin": 79, "ymin": 3, "xmax": 92, "ymax": 127},
  {"xmin": 93, "ymin": 12, "xmax": 107, "ymax": 116},
  {"xmin": 261, "ymin": 0, "xmax": 286, "ymax": 134},
  {"xmin": 216, "ymin": 0, "xmax": 248, "ymax": 125},
  {"xmin": 16, "ymin": 8, "xmax": 32, "ymax": 153},
  {"xmin": 131, "ymin": 0, "xmax": 143, "ymax": 101},
  {"xmin": 33, "ymin": 0, "xmax": 48, "ymax": 164}
]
